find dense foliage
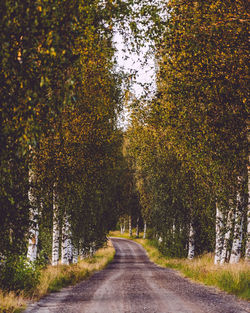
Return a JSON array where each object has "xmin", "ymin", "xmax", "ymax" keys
[
  {"xmin": 0, "ymin": 0, "xmax": 135, "ymax": 291},
  {"xmin": 126, "ymin": 0, "xmax": 249, "ymax": 260}
]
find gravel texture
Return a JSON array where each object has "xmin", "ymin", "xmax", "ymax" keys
[{"xmin": 24, "ymin": 238, "xmax": 250, "ymax": 313}]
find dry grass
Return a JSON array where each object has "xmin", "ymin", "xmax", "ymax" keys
[
  {"xmin": 162, "ymin": 253, "xmax": 250, "ymax": 299},
  {"xmin": 110, "ymin": 231, "xmax": 250, "ymax": 300},
  {"xmin": 33, "ymin": 243, "xmax": 115, "ymax": 298},
  {"xmin": 0, "ymin": 290, "xmax": 26, "ymax": 313},
  {"xmin": 0, "ymin": 241, "xmax": 115, "ymax": 313}
]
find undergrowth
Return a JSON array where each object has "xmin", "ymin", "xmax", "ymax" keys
[{"xmin": 110, "ymin": 230, "xmax": 250, "ymax": 300}]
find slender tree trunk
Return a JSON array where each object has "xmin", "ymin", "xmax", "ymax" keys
[
  {"xmin": 79, "ymin": 241, "xmax": 86, "ymax": 260},
  {"xmin": 129, "ymin": 215, "xmax": 132, "ymax": 237},
  {"xmin": 136, "ymin": 217, "xmax": 139, "ymax": 237},
  {"xmin": 120, "ymin": 219, "xmax": 124, "ymax": 234},
  {"xmin": 172, "ymin": 222, "xmax": 176, "ymax": 236},
  {"xmin": 214, "ymin": 203, "xmax": 224, "ymax": 264},
  {"xmin": 245, "ymin": 211, "xmax": 250, "ymax": 261},
  {"xmin": 230, "ymin": 177, "xmax": 245, "ymax": 264},
  {"xmin": 220, "ymin": 208, "xmax": 233, "ymax": 265},
  {"xmin": 72, "ymin": 246, "xmax": 78, "ymax": 264},
  {"xmin": 245, "ymin": 163, "xmax": 250, "ymax": 261},
  {"xmin": 61, "ymin": 212, "xmax": 70, "ymax": 265},
  {"xmin": 230, "ymin": 204, "xmax": 244, "ymax": 264},
  {"xmin": 123, "ymin": 219, "xmax": 126, "ymax": 233},
  {"xmin": 143, "ymin": 221, "xmax": 147, "ymax": 239},
  {"xmin": 27, "ymin": 169, "xmax": 39, "ymax": 262},
  {"xmin": 89, "ymin": 242, "xmax": 95, "ymax": 257},
  {"xmin": 187, "ymin": 223, "xmax": 195, "ymax": 260},
  {"xmin": 52, "ymin": 186, "xmax": 60, "ymax": 265},
  {"xmin": 68, "ymin": 233, "xmax": 73, "ymax": 264},
  {"xmin": 120, "ymin": 218, "xmax": 125, "ymax": 234}
]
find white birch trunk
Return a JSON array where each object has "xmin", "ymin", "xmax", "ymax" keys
[
  {"xmin": 61, "ymin": 212, "xmax": 70, "ymax": 265},
  {"xmin": 52, "ymin": 187, "xmax": 60, "ymax": 266},
  {"xmin": 143, "ymin": 221, "xmax": 147, "ymax": 239},
  {"xmin": 129, "ymin": 215, "xmax": 132, "ymax": 237},
  {"xmin": 220, "ymin": 208, "xmax": 233, "ymax": 265},
  {"xmin": 230, "ymin": 206, "xmax": 244, "ymax": 264},
  {"xmin": 89, "ymin": 242, "xmax": 96, "ymax": 257},
  {"xmin": 172, "ymin": 223, "xmax": 176, "ymax": 236},
  {"xmin": 72, "ymin": 246, "xmax": 78, "ymax": 264},
  {"xmin": 187, "ymin": 223, "xmax": 195, "ymax": 260},
  {"xmin": 27, "ymin": 169, "xmax": 39, "ymax": 262},
  {"xmin": 120, "ymin": 218, "xmax": 125, "ymax": 234},
  {"xmin": 214, "ymin": 204, "xmax": 224, "ymax": 264},
  {"xmin": 245, "ymin": 207, "xmax": 250, "ymax": 261},
  {"xmin": 79, "ymin": 245, "xmax": 86, "ymax": 260},
  {"xmin": 245, "ymin": 163, "xmax": 250, "ymax": 261},
  {"xmin": 122, "ymin": 219, "xmax": 126, "ymax": 234},
  {"xmin": 68, "ymin": 234, "xmax": 73, "ymax": 264},
  {"xmin": 136, "ymin": 217, "xmax": 139, "ymax": 237}
]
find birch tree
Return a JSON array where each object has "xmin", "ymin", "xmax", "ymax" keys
[
  {"xmin": 187, "ymin": 223, "xmax": 195, "ymax": 260},
  {"xmin": 27, "ymin": 169, "xmax": 39, "ymax": 262},
  {"xmin": 52, "ymin": 187, "xmax": 60, "ymax": 266},
  {"xmin": 136, "ymin": 217, "xmax": 140, "ymax": 237},
  {"xmin": 230, "ymin": 206, "xmax": 244, "ymax": 264},
  {"xmin": 245, "ymin": 125, "xmax": 250, "ymax": 261},
  {"xmin": 214, "ymin": 204, "xmax": 224, "ymax": 264},
  {"xmin": 129, "ymin": 216, "xmax": 132, "ymax": 237},
  {"xmin": 143, "ymin": 222, "xmax": 147, "ymax": 239},
  {"xmin": 220, "ymin": 207, "xmax": 233, "ymax": 265},
  {"xmin": 61, "ymin": 212, "xmax": 70, "ymax": 265}
]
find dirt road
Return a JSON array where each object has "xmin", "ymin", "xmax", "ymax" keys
[{"xmin": 25, "ymin": 238, "xmax": 250, "ymax": 313}]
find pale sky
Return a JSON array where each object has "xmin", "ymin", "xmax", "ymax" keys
[{"xmin": 113, "ymin": 30, "xmax": 157, "ymax": 128}]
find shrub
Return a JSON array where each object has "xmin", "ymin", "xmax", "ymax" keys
[{"xmin": 0, "ymin": 255, "xmax": 40, "ymax": 294}]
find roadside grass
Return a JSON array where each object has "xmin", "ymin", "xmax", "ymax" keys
[
  {"xmin": 0, "ymin": 241, "xmax": 115, "ymax": 313},
  {"xmin": 0, "ymin": 290, "xmax": 26, "ymax": 313},
  {"xmin": 109, "ymin": 230, "xmax": 250, "ymax": 300}
]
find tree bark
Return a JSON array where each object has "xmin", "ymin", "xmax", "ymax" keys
[
  {"xmin": 27, "ymin": 169, "xmax": 39, "ymax": 262},
  {"xmin": 79, "ymin": 241, "xmax": 86, "ymax": 260},
  {"xmin": 72, "ymin": 246, "xmax": 78, "ymax": 264},
  {"xmin": 52, "ymin": 186, "xmax": 60, "ymax": 266},
  {"xmin": 120, "ymin": 218, "xmax": 125, "ymax": 234},
  {"xmin": 220, "ymin": 207, "xmax": 233, "ymax": 265},
  {"xmin": 123, "ymin": 219, "xmax": 126, "ymax": 234},
  {"xmin": 136, "ymin": 217, "xmax": 139, "ymax": 237},
  {"xmin": 245, "ymin": 163, "xmax": 250, "ymax": 261},
  {"xmin": 89, "ymin": 242, "xmax": 96, "ymax": 257},
  {"xmin": 230, "ymin": 204, "xmax": 244, "ymax": 264},
  {"xmin": 129, "ymin": 215, "xmax": 132, "ymax": 237},
  {"xmin": 143, "ymin": 221, "xmax": 147, "ymax": 239},
  {"xmin": 214, "ymin": 203, "xmax": 224, "ymax": 264},
  {"xmin": 172, "ymin": 222, "xmax": 176, "ymax": 236},
  {"xmin": 61, "ymin": 212, "xmax": 70, "ymax": 265},
  {"xmin": 187, "ymin": 223, "xmax": 195, "ymax": 260},
  {"xmin": 68, "ymin": 233, "xmax": 73, "ymax": 264}
]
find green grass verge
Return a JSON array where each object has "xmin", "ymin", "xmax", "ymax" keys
[
  {"xmin": 110, "ymin": 230, "xmax": 250, "ymax": 300},
  {"xmin": 0, "ymin": 241, "xmax": 115, "ymax": 313}
]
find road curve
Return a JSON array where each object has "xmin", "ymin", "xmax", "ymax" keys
[{"xmin": 25, "ymin": 238, "xmax": 250, "ymax": 313}]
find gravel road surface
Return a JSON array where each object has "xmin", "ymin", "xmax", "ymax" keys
[{"xmin": 25, "ymin": 238, "xmax": 250, "ymax": 313}]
